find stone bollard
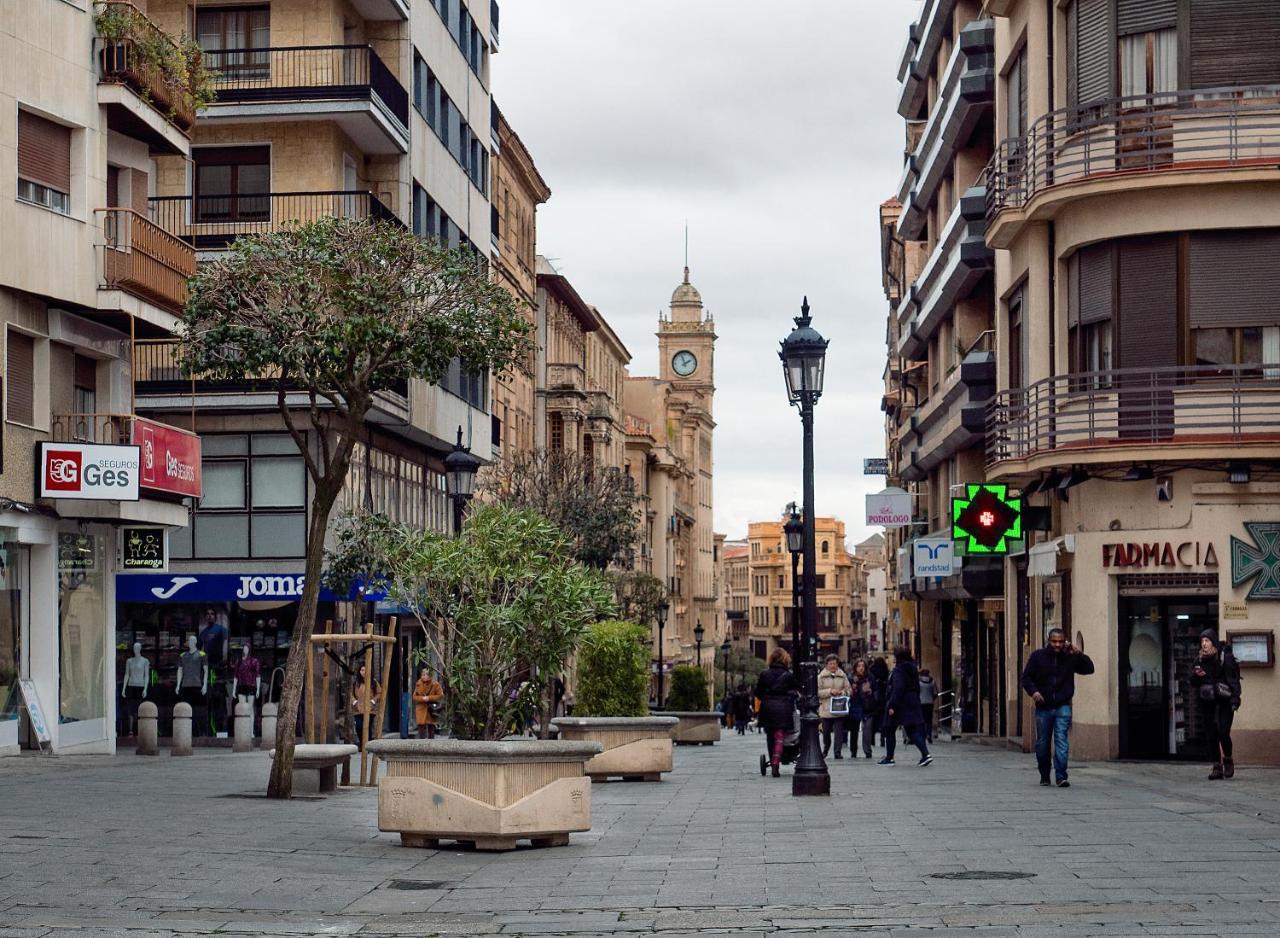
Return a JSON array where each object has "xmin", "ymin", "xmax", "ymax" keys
[
  {"xmin": 233, "ymin": 701, "xmax": 254, "ymax": 753},
  {"xmin": 171, "ymin": 702, "xmax": 193, "ymax": 756},
  {"xmin": 136, "ymin": 701, "xmax": 159, "ymax": 756},
  {"xmin": 259, "ymin": 702, "xmax": 278, "ymax": 749}
]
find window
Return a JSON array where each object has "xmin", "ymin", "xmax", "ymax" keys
[
  {"xmin": 412, "ymin": 52, "xmax": 437, "ymax": 127},
  {"xmin": 196, "ymin": 6, "xmax": 269, "ymax": 76},
  {"xmin": 193, "ymin": 146, "xmax": 269, "ymax": 223},
  {"xmin": 440, "ymin": 357, "xmax": 486, "ymax": 408},
  {"xmin": 1195, "ymin": 327, "xmax": 1280, "ymax": 370},
  {"xmin": 1007, "ymin": 285, "xmax": 1026, "ymax": 389},
  {"xmin": 870, "ymin": 588, "xmax": 877, "ymax": 598},
  {"xmin": 815, "ymin": 574, "xmax": 827, "ymax": 590},
  {"xmin": 73, "ymin": 354, "xmax": 96, "ymax": 420},
  {"xmin": 1068, "ymin": 244, "xmax": 1115, "ymax": 387},
  {"xmin": 17, "ymin": 110, "xmax": 71, "ymax": 215},
  {"xmin": 6, "ymin": 332, "xmax": 35, "ymax": 426},
  {"xmin": 412, "ymin": 183, "xmax": 440, "ymax": 240},
  {"xmin": 821, "ymin": 540, "xmax": 829, "ymax": 555},
  {"xmin": 1119, "ymin": 28, "xmax": 1177, "ymax": 96},
  {"xmin": 548, "ymin": 412, "xmax": 564, "ymax": 451}
]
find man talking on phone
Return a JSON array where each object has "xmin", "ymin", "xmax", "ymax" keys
[{"xmin": 1021, "ymin": 628, "xmax": 1095, "ymax": 788}]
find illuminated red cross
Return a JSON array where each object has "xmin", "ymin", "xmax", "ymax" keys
[{"xmin": 979, "ymin": 510, "xmax": 996, "ymax": 527}]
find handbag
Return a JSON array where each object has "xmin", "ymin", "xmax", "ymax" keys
[
  {"xmin": 829, "ymin": 695, "xmax": 850, "ymax": 715},
  {"xmin": 427, "ymin": 700, "xmax": 444, "ymax": 716},
  {"xmin": 1197, "ymin": 683, "xmax": 1217, "ymax": 702},
  {"xmin": 1215, "ymin": 681, "xmax": 1233, "ymax": 701}
]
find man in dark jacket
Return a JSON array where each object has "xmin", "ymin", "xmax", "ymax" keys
[
  {"xmin": 879, "ymin": 646, "xmax": 932, "ymax": 767},
  {"xmin": 1021, "ymin": 628, "xmax": 1095, "ymax": 788}
]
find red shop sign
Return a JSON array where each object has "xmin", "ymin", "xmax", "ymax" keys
[{"xmin": 131, "ymin": 417, "xmax": 202, "ymax": 498}]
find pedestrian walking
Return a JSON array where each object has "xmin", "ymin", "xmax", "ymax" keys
[
  {"xmin": 1191, "ymin": 629, "xmax": 1242, "ymax": 780},
  {"xmin": 732, "ymin": 683, "xmax": 753, "ymax": 735},
  {"xmin": 870, "ymin": 656, "xmax": 890, "ymax": 747},
  {"xmin": 351, "ymin": 664, "xmax": 380, "ymax": 748},
  {"xmin": 754, "ymin": 648, "xmax": 799, "ymax": 777},
  {"xmin": 817, "ymin": 654, "xmax": 852, "ymax": 759},
  {"xmin": 879, "ymin": 646, "xmax": 932, "ymax": 766},
  {"xmin": 847, "ymin": 658, "xmax": 877, "ymax": 758},
  {"xmin": 412, "ymin": 666, "xmax": 444, "ymax": 739},
  {"xmin": 918, "ymin": 667, "xmax": 937, "ymax": 743},
  {"xmin": 1021, "ymin": 628, "xmax": 1095, "ymax": 788}
]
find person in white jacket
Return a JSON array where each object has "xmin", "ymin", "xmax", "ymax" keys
[{"xmin": 817, "ymin": 655, "xmax": 852, "ymax": 759}]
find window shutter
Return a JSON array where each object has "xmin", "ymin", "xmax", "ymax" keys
[
  {"xmin": 1078, "ymin": 243, "xmax": 1114, "ymax": 325},
  {"xmin": 17, "ymin": 110, "xmax": 71, "ymax": 193},
  {"xmin": 74, "ymin": 354, "xmax": 97, "ymax": 392},
  {"xmin": 1072, "ymin": 0, "xmax": 1115, "ymax": 106},
  {"xmin": 1190, "ymin": 0, "xmax": 1280, "ymax": 88},
  {"xmin": 7, "ymin": 332, "xmax": 35, "ymax": 426},
  {"xmin": 1190, "ymin": 230, "xmax": 1280, "ymax": 326},
  {"xmin": 130, "ymin": 168, "xmax": 150, "ymax": 216},
  {"xmin": 1117, "ymin": 0, "xmax": 1176, "ymax": 35},
  {"xmin": 107, "ymin": 165, "xmax": 120, "ymax": 208},
  {"xmin": 1117, "ymin": 236, "xmax": 1178, "ymax": 369}
]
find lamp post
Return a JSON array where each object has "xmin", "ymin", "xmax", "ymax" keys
[
  {"xmin": 443, "ymin": 426, "xmax": 481, "ymax": 537},
  {"xmin": 721, "ymin": 637, "xmax": 731, "ymax": 698},
  {"xmin": 694, "ymin": 620, "xmax": 704, "ymax": 667},
  {"xmin": 779, "ymin": 297, "xmax": 830, "ymax": 797},
  {"xmin": 655, "ymin": 600, "xmax": 669, "ymax": 708},
  {"xmin": 783, "ymin": 503, "xmax": 804, "ymax": 681}
]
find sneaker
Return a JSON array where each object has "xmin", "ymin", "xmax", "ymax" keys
[
  {"xmin": 1056, "ymin": 778, "xmax": 1070, "ymax": 788},
  {"xmin": 917, "ymin": 754, "xmax": 933, "ymax": 766},
  {"xmin": 833, "ymin": 753, "xmax": 843, "ymax": 760},
  {"xmin": 877, "ymin": 757, "xmax": 895, "ymax": 766},
  {"xmin": 1039, "ymin": 778, "xmax": 1051, "ymax": 787}
]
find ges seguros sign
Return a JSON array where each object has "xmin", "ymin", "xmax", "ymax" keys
[{"xmin": 38, "ymin": 442, "xmax": 140, "ymax": 502}]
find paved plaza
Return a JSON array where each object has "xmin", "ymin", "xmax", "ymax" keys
[{"xmin": 1, "ymin": 733, "xmax": 1279, "ymax": 937}]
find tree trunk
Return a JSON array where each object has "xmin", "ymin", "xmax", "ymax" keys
[{"xmin": 266, "ymin": 474, "xmax": 345, "ymax": 799}]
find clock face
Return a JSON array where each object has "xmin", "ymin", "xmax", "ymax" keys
[{"xmin": 672, "ymin": 350, "xmax": 698, "ymax": 376}]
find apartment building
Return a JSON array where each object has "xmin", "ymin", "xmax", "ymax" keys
[
  {"xmin": 882, "ymin": 0, "xmax": 1005, "ymax": 737},
  {"xmin": 490, "ymin": 106, "xmax": 549, "ymax": 460},
  {"xmin": 1, "ymin": 0, "xmax": 206, "ymax": 754},
  {"xmin": 722, "ymin": 539, "xmax": 749, "ymax": 645},
  {"xmin": 743, "ymin": 515, "xmax": 859, "ymax": 664},
  {"xmin": 980, "ymin": 0, "xmax": 1280, "ymax": 763}
]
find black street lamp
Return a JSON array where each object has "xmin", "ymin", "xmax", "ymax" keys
[
  {"xmin": 443, "ymin": 426, "xmax": 481, "ymax": 537},
  {"xmin": 783, "ymin": 502, "xmax": 804, "ymax": 681},
  {"xmin": 720, "ymin": 637, "xmax": 732, "ymax": 697},
  {"xmin": 779, "ymin": 297, "xmax": 830, "ymax": 798},
  {"xmin": 655, "ymin": 600, "xmax": 669, "ymax": 708},
  {"xmin": 694, "ymin": 620, "xmax": 704, "ymax": 667}
]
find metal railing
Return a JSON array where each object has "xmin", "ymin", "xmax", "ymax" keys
[
  {"xmin": 148, "ymin": 190, "xmax": 399, "ymax": 250},
  {"xmin": 986, "ymin": 363, "xmax": 1280, "ymax": 469},
  {"xmin": 51, "ymin": 411, "xmax": 185, "ymax": 446},
  {"xmin": 132, "ymin": 339, "xmax": 285, "ymax": 393},
  {"xmin": 985, "ymin": 85, "xmax": 1280, "ymax": 221},
  {"xmin": 97, "ymin": 208, "xmax": 196, "ymax": 313},
  {"xmin": 95, "ymin": 1, "xmax": 196, "ymax": 131},
  {"xmin": 203, "ymin": 44, "xmax": 408, "ymax": 128}
]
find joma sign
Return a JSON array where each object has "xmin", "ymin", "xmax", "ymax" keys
[
  {"xmin": 37, "ymin": 442, "xmax": 140, "ymax": 501},
  {"xmin": 1102, "ymin": 540, "xmax": 1219, "ymax": 569}
]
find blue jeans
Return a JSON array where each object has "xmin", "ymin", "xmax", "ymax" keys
[{"xmin": 1034, "ymin": 704, "xmax": 1072, "ymax": 781}]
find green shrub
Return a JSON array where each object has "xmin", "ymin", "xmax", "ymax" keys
[
  {"xmin": 665, "ymin": 665, "xmax": 709, "ymax": 712},
  {"xmin": 575, "ymin": 620, "xmax": 650, "ymax": 717}
]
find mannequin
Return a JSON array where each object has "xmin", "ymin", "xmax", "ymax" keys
[
  {"xmin": 176, "ymin": 635, "xmax": 208, "ymax": 736},
  {"xmin": 197, "ymin": 608, "xmax": 228, "ymax": 670},
  {"xmin": 231, "ymin": 641, "xmax": 261, "ymax": 704},
  {"xmin": 120, "ymin": 642, "xmax": 151, "ymax": 736}
]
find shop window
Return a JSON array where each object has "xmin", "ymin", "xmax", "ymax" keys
[
  {"xmin": 58, "ymin": 531, "xmax": 105, "ymax": 724},
  {"xmin": 0, "ymin": 544, "xmax": 28, "ymax": 725}
]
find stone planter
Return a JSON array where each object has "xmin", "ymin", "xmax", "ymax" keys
[
  {"xmin": 664, "ymin": 711, "xmax": 723, "ymax": 745},
  {"xmin": 366, "ymin": 738, "xmax": 602, "ymax": 851},
  {"xmin": 551, "ymin": 716, "xmax": 678, "ymax": 782}
]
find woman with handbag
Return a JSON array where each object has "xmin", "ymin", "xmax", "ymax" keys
[
  {"xmin": 1191, "ymin": 630, "xmax": 1241, "ymax": 780},
  {"xmin": 817, "ymin": 655, "xmax": 852, "ymax": 759},
  {"xmin": 413, "ymin": 666, "xmax": 444, "ymax": 739},
  {"xmin": 846, "ymin": 658, "xmax": 877, "ymax": 758}
]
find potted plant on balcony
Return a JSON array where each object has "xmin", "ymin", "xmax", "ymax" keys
[
  {"xmin": 552, "ymin": 620, "xmax": 678, "ymax": 781},
  {"xmin": 339, "ymin": 504, "xmax": 614, "ymax": 850},
  {"xmin": 662, "ymin": 665, "xmax": 722, "ymax": 746}
]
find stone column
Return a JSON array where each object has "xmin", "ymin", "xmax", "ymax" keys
[
  {"xmin": 136, "ymin": 701, "xmax": 158, "ymax": 756},
  {"xmin": 232, "ymin": 701, "xmax": 253, "ymax": 753},
  {"xmin": 171, "ymin": 702, "xmax": 193, "ymax": 756},
  {"xmin": 260, "ymin": 702, "xmax": 278, "ymax": 749}
]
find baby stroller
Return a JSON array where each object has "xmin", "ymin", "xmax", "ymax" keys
[{"xmin": 758, "ymin": 707, "xmax": 801, "ymax": 775}]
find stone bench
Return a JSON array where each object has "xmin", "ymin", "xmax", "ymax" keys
[{"xmin": 269, "ymin": 744, "xmax": 358, "ymax": 793}]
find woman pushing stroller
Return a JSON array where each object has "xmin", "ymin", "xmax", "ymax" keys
[{"xmin": 755, "ymin": 647, "xmax": 799, "ymax": 777}]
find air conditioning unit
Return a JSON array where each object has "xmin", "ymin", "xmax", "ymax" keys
[{"xmin": 949, "ymin": 483, "xmax": 968, "ymax": 498}]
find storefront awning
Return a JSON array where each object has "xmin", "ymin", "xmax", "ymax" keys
[{"xmin": 1028, "ymin": 536, "xmax": 1075, "ymax": 578}]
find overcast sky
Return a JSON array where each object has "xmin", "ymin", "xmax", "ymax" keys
[{"xmin": 496, "ymin": 1, "xmax": 921, "ymax": 547}]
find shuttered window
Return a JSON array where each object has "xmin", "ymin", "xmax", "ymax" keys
[
  {"xmin": 1008, "ymin": 284, "xmax": 1027, "ymax": 389},
  {"xmin": 1189, "ymin": 230, "xmax": 1280, "ymax": 327},
  {"xmin": 1069, "ymin": 0, "xmax": 1115, "ymax": 107},
  {"xmin": 1117, "ymin": 0, "xmax": 1177, "ymax": 35},
  {"xmin": 1068, "ymin": 245, "xmax": 1116, "ymax": 382},
  {"xmin": 131, "ymin": 167, "xmax": 150, "ymax": 216},
  {"xmin": 6, "ymin": 332, "xmax": 35, "ymax": 426},
  {"xmin": 1117, "ymin": 235, "xmax": 1178, "ymax": 369},
  {"xmin": 1190, "ymin": 0, "xmax": 1280, "ymax": 89},
  {"xmin": 17, "ymin": 110, "xmax": 71, "ymax": 214}
]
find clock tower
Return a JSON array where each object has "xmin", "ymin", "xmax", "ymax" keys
[{"xmin": 658, "ymin": 267, "xmax": 716, "ymax": 400}]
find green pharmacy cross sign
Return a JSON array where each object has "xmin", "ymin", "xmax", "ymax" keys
[
  {"xmin": 1231, "ymin": 522, "xmax": 1280, "ymax": 600},
  {"xmin": 952, "ymin": 484, "xmax": 1022, "ymax": 555}
]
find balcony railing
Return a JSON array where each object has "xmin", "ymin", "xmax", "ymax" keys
[
  {"xmin": 546, "ymin": 362, "xmax": 586, "ymax": 392},
  {"xmin": 97, "ymin": 208, "xmax": 196, "ymax": 314},
  {"xmin": 95, "ymin": 1, "xmax": 197, "ymax": 132},
  {"xmin": 985, "ymin": 363, "xmax": 1280, "ymax": 469},
  {"xmin": 149, "ymin": 190, "xmax": 399, "ymax": 250},
  {"xmin": 203, "ymin": 44, "xmax": 408, "ymax": 129},
  {"xmin": 985, "ymin": 85, "xmax": 1280, "ymax": 222},
  {"xmin": 51, "ymin": 411, "xmax": 185, "ymax": 446}
]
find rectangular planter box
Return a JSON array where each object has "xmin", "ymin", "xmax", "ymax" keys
[
  {"xmin": 665, "ymin": 711, "xmax": 723, "ymax": 745},
  {"xmin": 366, "ymin": 739, "xmax": 602, "ymax": 851},
  {"xmin": 551, "ymin": 716, "xmax": 678, "ymax": 781}
]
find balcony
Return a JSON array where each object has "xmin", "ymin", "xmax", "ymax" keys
[
  {"xmin": 897, "ymin": 0, "xmax": 957, "ymax": 120},
  {"xmin": 900, "ymin": 333, "xmax": 995, "ymax": 483},
  {"xmin": 97, "ymin": 208, "xmax": 195, "ymax": 316},
  {"xmin": 94, "ymin": 1, "xmax": 194, "ymax": 154},
  {"xmin": 896, "ymin": 19, "xmax": 995, "ymax": 241},
  {"xmin": 985, "ymin": 364, "xmax": 1280, "ymax": 475},
  {"xmin": 546, "ymin": 362, "xmax": 586, "ymax": 393},
  {"xmin": 199, "ymin": 45, "xmax": 409, "ymax": 153},
  {"xmin": 984, "ymin": 85, "xmax": 1280, "ymax": 247},
  {"xmin": 897, "ymin": 186, "xmax": 992, "ymax": 360},
  {"xmin": 149, "ymin": 191, "xmax": 399, "ymax": 251}
]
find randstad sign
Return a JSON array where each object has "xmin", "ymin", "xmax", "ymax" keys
[{"xmin": 913, "ymin": 537, "xmax": 955, "ymax": 578}]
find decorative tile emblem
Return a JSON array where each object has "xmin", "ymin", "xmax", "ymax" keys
[{"xmin": 1230, "ymin": 522, "xmax": 1280, "ymax": 600}]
